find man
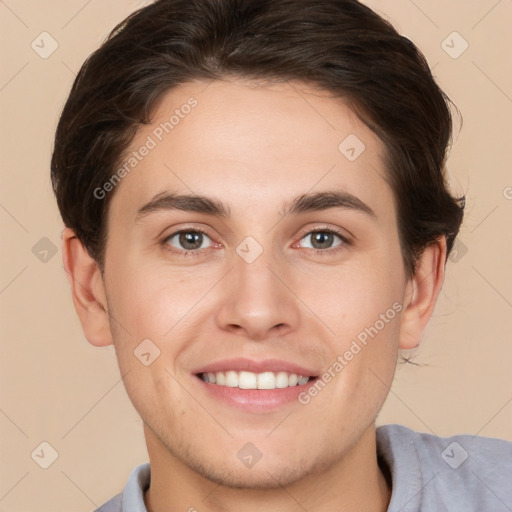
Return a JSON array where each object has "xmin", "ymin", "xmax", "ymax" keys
[{"xmin": 51, "ymin": 1, "xmax": 512, "ymax": 510}]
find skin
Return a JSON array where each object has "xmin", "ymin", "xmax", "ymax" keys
[{"xmin": 62, "ymin": 79, "xmax": 446, "ymax": 511}]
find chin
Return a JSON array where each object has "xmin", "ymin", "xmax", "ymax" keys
[
  {"xmin": 195, "ymin": 461, "xmax": 312, "ymax": 490},
  {"xmin": 180, "ymin": 443, "xmax": 338, "ymax": 490}
]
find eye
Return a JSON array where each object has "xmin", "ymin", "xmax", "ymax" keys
[
  {"xmin": 164, "ymin": 229, "xmax": 213, "ymax": 252},
  {"xmin": 297, "ymin": 229, "xmax": 347, "ymax": 251}
]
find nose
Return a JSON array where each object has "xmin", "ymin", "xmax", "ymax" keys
[{"xmin": 214, "ymin": 250, "xmax": 300, "ymax": 341}]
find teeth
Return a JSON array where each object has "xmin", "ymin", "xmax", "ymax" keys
[
  {"xmin": 200, "ymin": 371, "xmax": 311, "ymax": 390},
  {"xmin": 275, "ymin": 371, "xmax": 289, "ymax": 388},
  {"xmin": 257, "ymin": 371, "xmax": 275, "ymax": 389},
  {"xmin": 239, "ymin": 371, "xmax": 257, "ymax": 389},
  {"xmin": 225, "ymin": 370, "xmax": 238, "ymax": 387}
]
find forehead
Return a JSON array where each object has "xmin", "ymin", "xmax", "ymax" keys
[{"xmin": 108, "ymin": 79, "xmax": 393, "ymax": 221}]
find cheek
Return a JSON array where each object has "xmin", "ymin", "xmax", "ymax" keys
[
  {"xmin": 105, "ymin": 260, "xmax": 226, "ymax": 388},
  {"xmin": 298, "ymin": 256, "xmax": 403, "ymax": 407},
  {"xmin": 306, "ymin": 314, "xmax": 400, "ymax": 434},
  {"xmin": 108, "ymin": 261, "xmax": 205, "ymax": 336},
  {"xmin": 118, "ymin": 360, "xmax": 193, "ymax": 445},
  {"xmin": 301, "ymin": 256, "xmax": 404, "ymax": 346}
]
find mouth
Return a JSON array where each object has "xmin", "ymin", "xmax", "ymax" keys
[
  {"xmin": 196, "ymin": 370, "xmax": 314, "ymax": 389},
  {"xmin": 191, "ymin": 358, "xmax": 319, "ymax": 412}
]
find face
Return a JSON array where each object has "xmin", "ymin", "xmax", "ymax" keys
[{"xmin": 102, "ymin": 79, "xmax": 409, "ymax": 487}]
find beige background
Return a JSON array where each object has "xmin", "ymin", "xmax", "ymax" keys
[{"xmin": 0, "ymin": 0, "xmax": 511, "ymax": 510}]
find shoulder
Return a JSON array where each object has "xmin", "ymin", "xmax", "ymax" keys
[
  {"xmin": 377, "ymin": 424, "xmax": 512, "ymax": 512},
  {"xmin": 93, "ymin": 493, "xmax": 122, "ymax": 512},
  {"xmin": 377, "ymin": 423, "xmax": 512, "ymax": 467},
  {"xmin": 92, "ymin": 462, "xmax": 151, "ymax": 512}
]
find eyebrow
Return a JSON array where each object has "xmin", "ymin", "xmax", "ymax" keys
[{"xmin": 135, "ymin": 190, "xmax": 376, "ymax": 221}]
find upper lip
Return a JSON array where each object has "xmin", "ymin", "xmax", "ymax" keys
[{"xmin": 193, "ymin": 358, "xmax": 319, "ymax": 377}]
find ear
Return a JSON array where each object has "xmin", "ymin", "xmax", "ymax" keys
[
  {"xmin": 61, "ymin": 227, "xmax": 113, "ymax": 347},
  {"xmin": 399, "ymin": 237, "xmax": 447, "ymax": 349}
]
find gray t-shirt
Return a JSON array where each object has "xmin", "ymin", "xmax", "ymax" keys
[{"xmin": 94, "ymin": 424, "xmax": 512, "ymax": 511}]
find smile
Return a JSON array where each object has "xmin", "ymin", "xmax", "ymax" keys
[{"xmin": 199, "ymin": 370, "xmax": 311, "ymax": 389}]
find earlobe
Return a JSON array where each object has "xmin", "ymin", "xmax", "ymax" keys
[
  {"xmin": 398, "ymin": 237, "xmax": 447, "ymax": 349},
  {"xmin": 61, "ymin": 227, "xmax": 113, "ymax": 347}
]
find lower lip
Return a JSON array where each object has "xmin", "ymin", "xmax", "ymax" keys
[{"xmin": 194, "ymin": 375, "xmax": 317, "ymax": 412}]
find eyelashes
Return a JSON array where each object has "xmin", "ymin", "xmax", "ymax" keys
[
  {"xmin": 295, "ymin": 228, "xmax": 348, "ymax": 252},
  {"xmin": 163, "ymin": 228, "xmax": 213, "ymax": 254},
  {"xmin": 161, "ymin": 226, "xmax": 351, "ymax": 257}
]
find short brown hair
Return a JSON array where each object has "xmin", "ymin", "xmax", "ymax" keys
[{"xmin": 51, "ymin": 0, "xmax": 464, "ymax": 276}]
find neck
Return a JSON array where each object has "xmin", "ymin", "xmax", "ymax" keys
[{"xmin": 143, "ymin": 423, "xmax": 391, "ymax": 512}]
